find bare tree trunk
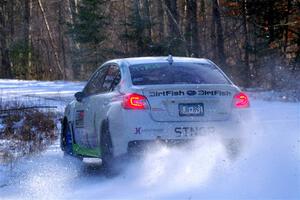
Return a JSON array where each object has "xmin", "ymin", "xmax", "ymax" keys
[
  {"xmin": 24, "ymin": 0, "xmax": 32, "ymax": 78},
  {"xmin": 133, "ymin": 0, "xmax": 143, "ymax": 56},
  {"xmin": 122, "ymin": 0, "xmax": 129, "ymax": 54},
  {"xmin": 58, "ymin": 1, "xmax": 66, "ymax": 79},
  {"xmin": 242, "ymin": 0, "xmax": 251, "ymax": 87},
  {"xmin": 266, "ymin": 1, "xmax": 276, "ymax": 88},
  {"xmin": 187, "ymin": 0, "xmax": 199, "ymax": 57},
  {"xmin": 163, "ymin": 0, "xmax": 188, "ymax": 55},
  {"xmin": 157, "ymin": 0, "xmax": 165, "ymax": 41},
  {"xmin": 8, "ymin": 0, "xmax": 15, "ymax": 74},
  {"xmin": 8, "ymin": 0, "xmax": 14, "ymax": 44},
  {"xmin": 284, "ymin": 0, "xmax": 291, "ymax": 53},
  {"xmin": 211, "ymin": 3, "xmax": 217, "ymax": 60},
  {"xmin": 0, "ymin": 1, "xmax": 12, "ymax": 78},
  {"xmin": 267, "ymin": 1, "xmax": 275, "ymax": 43},
  {"xmin": 143, "ymin": 0, "xmax": 152, "ymax": 41},
  {"xmin": 65, "ymin": 0, "xmax": 79, "ymax": 79},
  {"xmin": 60, "ymin": 0, "xmax": 75, "ymax": 79},
  {"xmin": 253, "ymin": 19, "xmax": 258, "ymax": 80},
  {"xmin": 164, "ymin": 0, "xmax": 180, "ymax": 39},
  {"xmin": 69, "ymin": 0, "xmax": 78, "ymax": 22},
  {"xmin": 184, "ymin": 0, "xmax": 191, "ymax": 55},
  {"xmin": 69, "ymin": 0, "xmax": 84, "ymax": 79},
  {"xmin": 212, "ymin": 0, "xmax": 226, "ymax": 65},
  {"xmin": 200, "ymin": 0, "xmax": 207, "ymax": 55},
  {"xmin": 37, "ymin": 0, "xmax": 64, "ymax": 79}
]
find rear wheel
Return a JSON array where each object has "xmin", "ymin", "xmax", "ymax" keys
[{"xmin": 100, "ymin": 120, "xmax": 114, "ymax": 170}]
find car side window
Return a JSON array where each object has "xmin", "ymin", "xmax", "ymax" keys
[
  {"xmin": 84, "ymin": 66, "xmax": 108, "ymax": 96},
  {"xmin": 102, "ymin": 65, "xmax": 121, "ymax": 92}
]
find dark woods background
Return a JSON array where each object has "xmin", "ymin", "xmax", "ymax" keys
[{"xmin": 0, "ymin": 0, "xmax": 299, "ymax": 89}]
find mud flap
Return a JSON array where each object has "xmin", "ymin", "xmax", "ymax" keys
[{"xmin": 65, "ymin": 124, "xmax": 73, "ymax": 154}]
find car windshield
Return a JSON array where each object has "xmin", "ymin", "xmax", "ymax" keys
[{"xmin": 129, "ymin": 63, "xmax": 230, "ymax": 85}]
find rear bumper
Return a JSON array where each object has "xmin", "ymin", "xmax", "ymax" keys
[{"xmin": 109, "ymin": 108, "xmax": 247, "ymax": 157}]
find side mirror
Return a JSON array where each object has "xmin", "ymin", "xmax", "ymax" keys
[{"xmin": 74, "ymin": 92, "xmax": 84, "ymax": 102}]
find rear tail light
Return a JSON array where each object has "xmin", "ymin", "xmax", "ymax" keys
[
  {"xmin": 234, "ymin": 92, "xmax": 250, "ymax": 108},
  {"xmin": 122, "ymin": 93, "xmax": 148, "ymax": 110}
]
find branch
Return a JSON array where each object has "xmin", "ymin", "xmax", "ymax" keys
[
  {"xmin": 0, "ymin": 106, "xmax": 57, "ymax": 113},
  {"xmin": 162, "ymin": 1, "xmax": 189, "ymax": 56},
  {"xmin": 37, "ymin": 0, "xmax": 64, "ymax": 79},
  {"xmin": 249, "ymin": 19, "xmax": 299, "ymax": 29}
]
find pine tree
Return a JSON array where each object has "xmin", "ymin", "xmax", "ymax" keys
[
  {"xmin": 70, "ymin": 0, "xmax": 107, "ymax": 68},
  {"xmin": 120, "ymin": 0, "xmax": 167, "ymax": 56}
]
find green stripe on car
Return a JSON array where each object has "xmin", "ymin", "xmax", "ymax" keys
[{"xmin": 72, "ymin": 143, "xmax": 101, "ymax": 157}]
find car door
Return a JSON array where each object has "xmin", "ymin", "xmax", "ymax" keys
[
  {"xmin": 84, "ymin": 64, "xmax": 121, "ymax": 149},
  {"xmin": 73, "ymin": 66, "xmax": 108, "ymax": 148}
]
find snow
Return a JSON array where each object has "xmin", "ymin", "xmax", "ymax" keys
[
  {"xmin": 0, "ymin": 79, "xmax": 84, "ymax": 112},
  {"xmin": 0, "ymin": 79, "xmax": 299, "ymax": 199},
  {"xmin": 246, "ymin": 88, "xmax": 300, "ymax": 102}
]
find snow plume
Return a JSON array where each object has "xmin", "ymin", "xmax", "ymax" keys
[
  {"xmin": 68, "ymin": 135, "xmax": 234, "ymax": 200},
  {"xmin": 133, "ymin": 135, "xmax": 228, "ymax": 189},
  {"xmin": 107, "ymin": 110, "xmax": 262, "ymax": 199}
]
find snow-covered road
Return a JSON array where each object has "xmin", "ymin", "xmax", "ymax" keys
[{"xmin": 0, "ymin": 80, "xmax": 299, "ymax": 199}]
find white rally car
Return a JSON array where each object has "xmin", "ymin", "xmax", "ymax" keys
[{"xmin": 61, "ymin": 56, "xmax": 250, "ymax": 165}]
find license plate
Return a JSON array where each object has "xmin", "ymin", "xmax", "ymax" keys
[{"xmin": 179, "ymin": 103, "xmax": 204, "ymax": 116}]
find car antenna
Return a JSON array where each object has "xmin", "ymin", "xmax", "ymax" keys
[{"xmin": 167, "ymin": 55, "xmax": 173, "ymax": 65}]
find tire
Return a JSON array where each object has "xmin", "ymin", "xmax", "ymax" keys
[
  {"xmin": 61, "ymin": 120, "xmax": 73, "ymax": 155},
  {"xmin": 100, "ymin": 120, "xmax": 114, "ymax": 170}
]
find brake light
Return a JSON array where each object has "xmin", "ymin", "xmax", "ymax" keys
[
  {"xmin": 234, "ymin": 92, "xmax": 249, "ymax": 108},
  {"xmin": 123, "ymin": 93, "xmax": 147, "ymax": 110}
]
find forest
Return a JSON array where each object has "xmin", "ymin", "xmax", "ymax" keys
[{"xmin": 0, "ymin": 0, "xmax": 299, "ymax": 89}]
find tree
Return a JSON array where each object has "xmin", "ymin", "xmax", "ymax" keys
[
  {"xmin": 71, "ymin": 0, "xmax": 107, "ymax": 69},
  {"xmin": 156, "ymin": 0, "xmax": 165, "ymax": 42},
  {"xmin": 163, "ymin": 0, "xmax": 186, "ymax": 55},
  {"xmin": 24, "ymin": 0, "xmax": 31, "ymax": 78},
  {"xmin": 185, "ymin": 0, "xmax": 200, "ymax": 57},
  {"xmin": 241, "ymin": 0, "xmax": 251, "ymax": 87},
  {"xmin": 211, "ymin": 0, "xmax": 226, "ymax": 66},
  {"xmin": 0, "ymin": 0, "xmax": 12, "ymax": 78},
  {"xmin": 121, "ymin": 0, "xmax": 168, "ymax": 56},
  {"xmin": 120, "ymin": 0, "xmax": 145, "ymax": 56}
]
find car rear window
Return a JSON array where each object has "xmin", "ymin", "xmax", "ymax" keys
[{"xmin": 129, "ymin": 62, "xmax": 230, "ymax": 85}]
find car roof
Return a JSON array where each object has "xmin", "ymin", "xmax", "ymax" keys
[{"xmin": 108, "ymin": 57, "xmax": 212, "ymax": 66}]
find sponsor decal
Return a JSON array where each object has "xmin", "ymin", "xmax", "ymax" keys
[
  {"xmin": 175, "ymin": 126, "xmax": 215, "ymax": 137},
  {"xmin": 197, "ymin": 90, "xmax": 231, "ymax": 96},
  {"xmin": 149, "ymin": 90, "xmax": 185, "ymax": 97},
  {"xmin": 149, "ymin": 90, "xmax": 231, "ymax": 97},
  {"xmin": 134, "ymin": 127, "xmax": 142, "ymax": 134}
]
